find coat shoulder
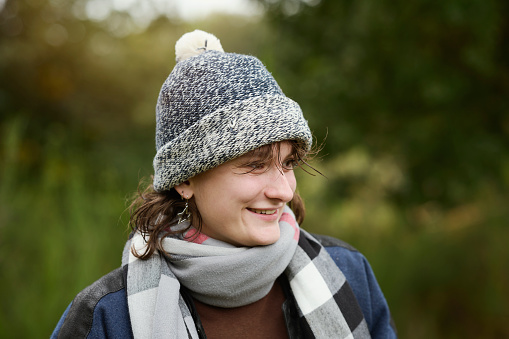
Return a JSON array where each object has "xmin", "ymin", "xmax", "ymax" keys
[
  {"xmin": 57, "ymin": 267, "xmax": 126, "ymax": 338},
  {"xmin": 311, "ymin": 233, "xmax": 358, "ymax": 252}
]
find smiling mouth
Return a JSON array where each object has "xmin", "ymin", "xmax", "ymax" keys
[{"xmin": 248, "ymin": 209, "xmax": 277, "ymax": 215}]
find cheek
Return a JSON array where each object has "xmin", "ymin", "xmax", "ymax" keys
[
  {"xmin": 287, "ymin": 172, "xmax": 297, "ymax": 192},
  {"xmin": 194, "ymin": 179, "xmax": 253, "ymax": 213},
  {"xmin": 231, "ymin": 179, "xmax": 262, "ymax": 203}
]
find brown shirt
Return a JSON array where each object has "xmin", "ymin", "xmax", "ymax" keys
[{"xmin": 193, "ymin": 280, "xmax": 289, "ymax": 339}]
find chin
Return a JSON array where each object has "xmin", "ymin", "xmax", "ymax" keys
[{"xmin": 250, "ymin": 229, "xmax": 281, "ymax": 246}]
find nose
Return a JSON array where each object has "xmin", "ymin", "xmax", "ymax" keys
[{"xmin": 264, "ymin": 167, "xmax": 296, "ymax": 203}]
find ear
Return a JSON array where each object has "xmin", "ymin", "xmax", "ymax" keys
[{"xmin": 174, "ymin": 180, "xmax": 194, "ymax": 199}]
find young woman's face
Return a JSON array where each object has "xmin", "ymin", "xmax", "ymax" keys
[{"xmin": 180, "ymin": 142, "xmax": 298, "ymax": 247}]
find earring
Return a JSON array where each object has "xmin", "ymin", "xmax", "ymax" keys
[{"xmin": 177, "ymin": 191, "xmax": 192, "ymax": 224}]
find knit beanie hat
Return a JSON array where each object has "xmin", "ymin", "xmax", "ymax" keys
[{"xmin": 153, "ymin": 30, "xmax": 312, "ymax": 192}]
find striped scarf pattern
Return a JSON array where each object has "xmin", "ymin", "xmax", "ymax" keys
[{"xmin": 122, "ymin": 207, "xmax": 370, "ymax": 338}]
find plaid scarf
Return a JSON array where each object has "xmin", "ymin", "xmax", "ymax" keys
[{"xmin": 122, "ymin": 207, "xmax": 370, "ymax": 338}]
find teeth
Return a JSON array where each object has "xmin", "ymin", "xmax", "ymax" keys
[{"xmin": 251, "ymin": 209, "xmax": 277, "ymax": 215}]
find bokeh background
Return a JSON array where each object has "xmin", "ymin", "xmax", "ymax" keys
[{"xmin": 1, "ymin": 0, "xmax": 508, "ymax": 337}]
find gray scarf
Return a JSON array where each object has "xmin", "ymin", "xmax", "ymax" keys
[{"xmin": 122, "ymin": 207, "xmax": 370, "ymax": 338}]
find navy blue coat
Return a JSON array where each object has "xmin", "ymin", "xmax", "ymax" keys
[{"xmin": 52, "ymin": 235, "xmax": 397, "ymax": 338}]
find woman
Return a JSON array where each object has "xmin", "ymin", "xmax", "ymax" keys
[{"xmin": 52, "ymin": 30, "xmax": 396, "ymax": 338}]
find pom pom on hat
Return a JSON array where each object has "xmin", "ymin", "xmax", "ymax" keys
[{"xmin": 175, "ymin": 30, "xmax": 224, "ymax": 63}]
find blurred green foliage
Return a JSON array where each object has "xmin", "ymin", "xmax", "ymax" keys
[
  {"xmin": 260, "ymin": 0, "xmax": 509, "ymax": 337},
  {"xmin": 1, "ymin": 0, "xmax": 508, "ymax": 337}
]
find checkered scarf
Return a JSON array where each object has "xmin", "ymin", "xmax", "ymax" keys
[{"xmin": 122, "ymin": 207, "xmax": 370, "ymax": 338}]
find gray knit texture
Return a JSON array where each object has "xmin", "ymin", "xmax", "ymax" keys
[{"xmin": 153, "ymin": 50, "xmax": 312, "ymax": 191}]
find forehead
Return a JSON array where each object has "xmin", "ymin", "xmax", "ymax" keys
[{"xmin": 233, "ymin": 142, "xmax": 294, "ymax": 162}]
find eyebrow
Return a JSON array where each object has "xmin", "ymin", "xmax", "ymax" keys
[{"xmin": 233, "ymin": 154, "xmax": 265, "ymax": 166}]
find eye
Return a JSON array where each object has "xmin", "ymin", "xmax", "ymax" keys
[
  {"xmin": 248, "ymin": 161, "xmax": 266, "ymax": 170},
  {"xmin": 239, "ymin": 161, "xmax": 268, "ymax": 174},
  {"xmin": 282, "ymin": 158, "xmax": 299, "ymax": 170}
]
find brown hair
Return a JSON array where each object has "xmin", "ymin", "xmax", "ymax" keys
[{"xmin": 129, "ymin": 140, "xmax": 318, "ymax": 259}]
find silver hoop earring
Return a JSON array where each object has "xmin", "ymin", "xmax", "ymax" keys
[{"xmin": 177, "ymin": 192, "xmax": 192, "ymax": 224}]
